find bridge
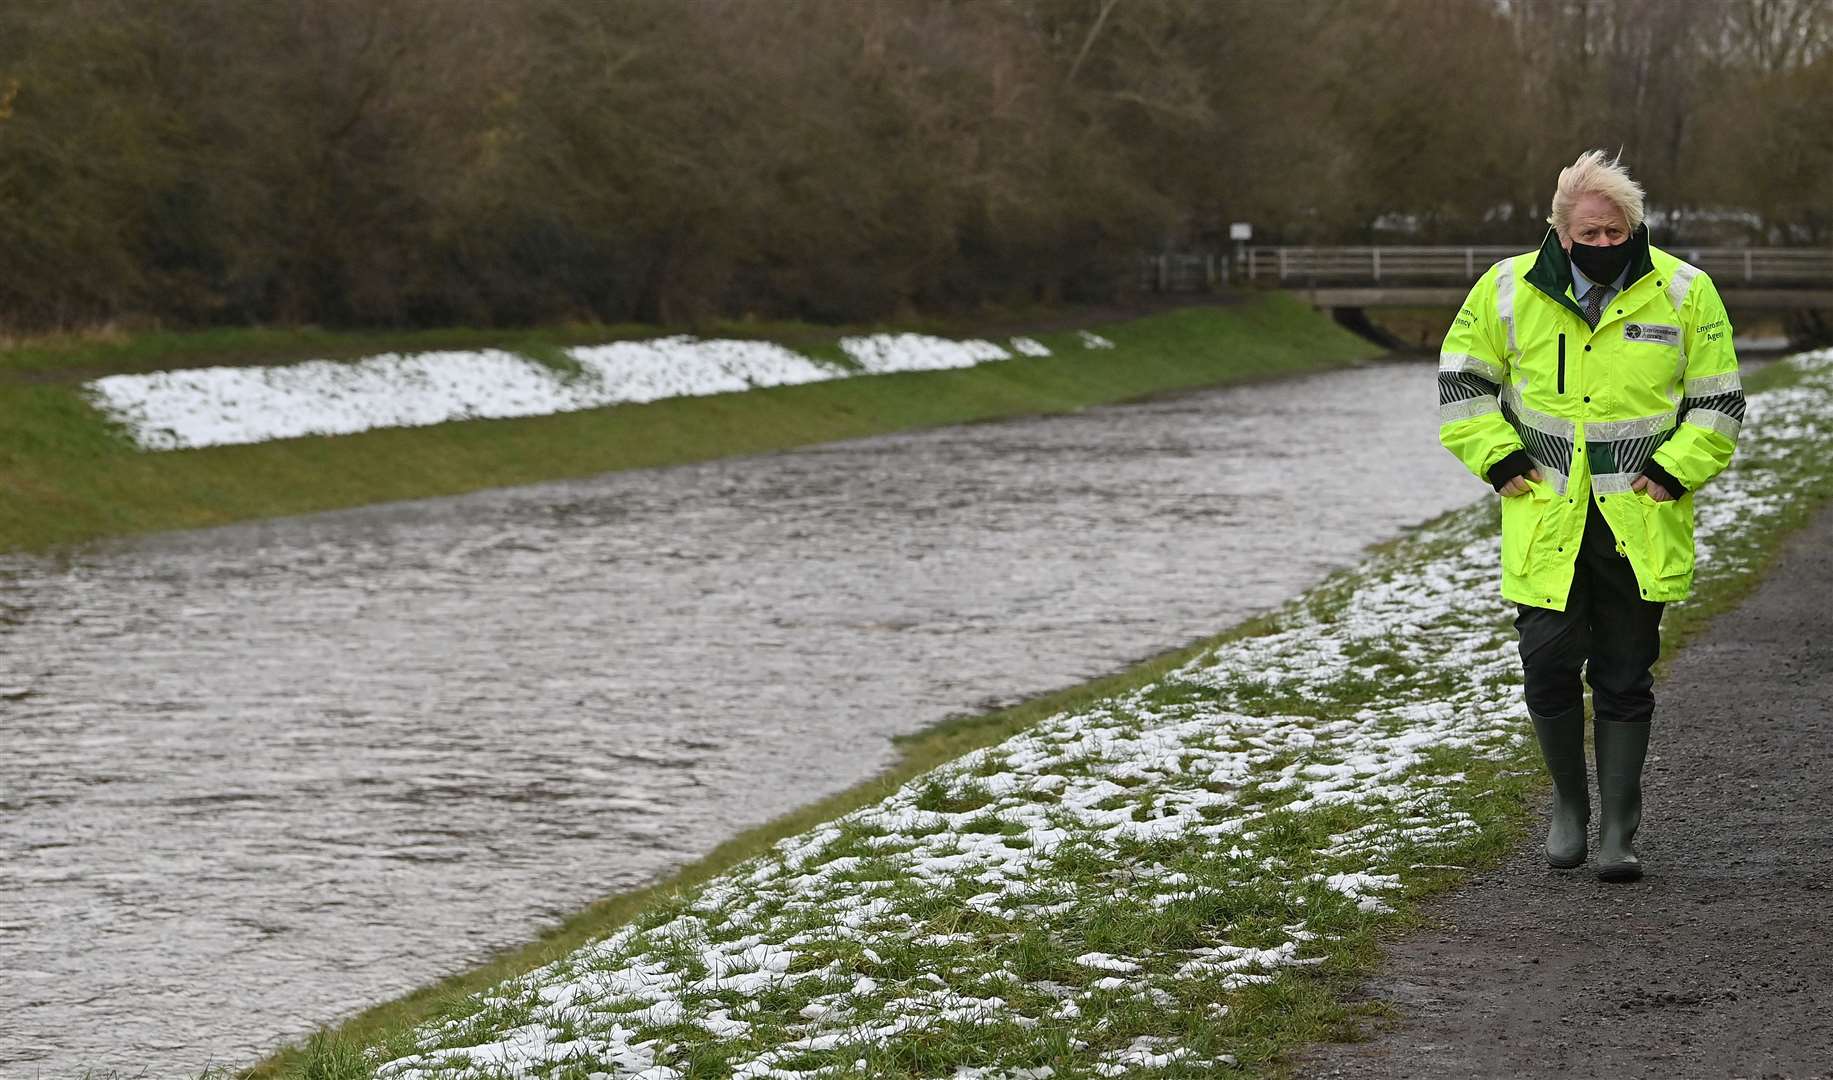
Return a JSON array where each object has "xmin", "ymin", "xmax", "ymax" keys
[
  {"xmin": 1245, "ymin": 246, "xmax": 1833, "ymax": 311},
  {"xmin": 1142, "ymin": 247, "xmax": 1833, "ymax": 311}
]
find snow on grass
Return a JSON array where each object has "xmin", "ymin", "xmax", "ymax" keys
[
  {"xmin": 88, "ymin": 349, "xmax": 584, "ymax": 452},
  {"xmin": 85, "ymin": 332, "xmax": 1069, "ymax": 452},
  {"xmin": 364, "ymin": 350, "xmax": 1832, "ymax": 1078},
  {"xmin": 568, "ymin": 338, "xmax": 837, "ymax": 404},
  {"xmin": 837, "ymin": 334, "xmax": 1010, "ymax": 373}
]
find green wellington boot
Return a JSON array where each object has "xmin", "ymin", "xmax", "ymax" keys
[
  {"xmin": 1594, "ymin": 717, "xmax": 1650, "ymax": 882},
  {"xmin": 1529, "ymin": 707, "xmax": 1590, "ymax": 868}
]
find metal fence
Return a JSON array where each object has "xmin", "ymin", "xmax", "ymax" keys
[{"xmin": 1137, "ymin": 253, "xmax": 1230, "ymax": 293}]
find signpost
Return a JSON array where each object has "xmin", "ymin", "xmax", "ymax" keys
[{"xmin": 1229, "ymin": 222, "xmax": 1252, "ymax": 285}]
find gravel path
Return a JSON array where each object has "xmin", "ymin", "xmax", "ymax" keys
[{"xmin": 1300, "ymin": 501, "xmax": 1833, "ymax": 1080}]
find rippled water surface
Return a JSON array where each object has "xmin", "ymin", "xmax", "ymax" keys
[{"xmin": 1, "ymin": 361, "xmax": 1477, "ymax": 1075}]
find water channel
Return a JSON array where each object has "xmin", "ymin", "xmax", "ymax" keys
[{"xmin": 0, "ymin": 359, "xmax": 1479, "ymax": 1076}]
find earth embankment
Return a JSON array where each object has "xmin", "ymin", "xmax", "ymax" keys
[{"xmin": 0, "ymin": 294, "xmax": 1373, "ymax": 553}]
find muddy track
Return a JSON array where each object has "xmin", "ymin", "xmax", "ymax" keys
[{"xmin": 1299, "ymin": 501, "xmax": 1833, "ymax": 1080}]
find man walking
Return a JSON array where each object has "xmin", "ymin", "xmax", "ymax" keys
[{"xmin": 1437, "ymin": 150, "xmax": 1744, "ymax": 881}]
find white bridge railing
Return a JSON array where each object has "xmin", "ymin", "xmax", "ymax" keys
[{"xmin": 1239, "ymin": 246, "xmax": 1833, "ymax": 287}]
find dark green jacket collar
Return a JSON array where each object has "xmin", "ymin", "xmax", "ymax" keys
[{"xmin": 1523, "ymin": 224, "xmax": 1656, "ymax": 319}]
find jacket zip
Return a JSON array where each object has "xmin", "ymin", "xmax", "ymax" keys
[{"xmin": 1557, "ymin": 333, "xmax": 1566, "ymax": 394}]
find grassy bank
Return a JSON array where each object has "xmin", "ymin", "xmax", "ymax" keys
[
  {"xmin": 0, "ymin": 294, "xmax": 1374, "ymax": 554},
  {"xmin": 227, "ymin": 351, "xmax": 1832, "ymax": 1079}
]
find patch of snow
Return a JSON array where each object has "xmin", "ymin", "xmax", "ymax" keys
[{"xmin": 838, "ymin": 334, "xmax": 1009, "ymax": 373}]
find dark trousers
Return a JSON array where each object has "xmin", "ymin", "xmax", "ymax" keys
[{"xmin": 1515, "ymin": 499, "xmax": 1665, "ymax": 723}]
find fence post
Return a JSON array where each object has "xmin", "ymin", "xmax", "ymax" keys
[
  {"xmin": 1744, "ymin": 249, "xmax": 1753, "ymax": 283},
  {"xmin": 1278, "ymin": 247, "xmax": 1288, "ymax": 280},
  {"xmin": 1248, "ymin": 248, "xmax": 1258, "ymax": 280},
  {"xmin": 1466, "ymin": 248, "xmax": 1474, "ymax": 277},
  {"xmin": 1372, "ymin": 247, "xmax": 1382, "ymax": 282},
  {"xmin": 1158, "ymin": 254, "xmax": 1170, "ymax": 292}
]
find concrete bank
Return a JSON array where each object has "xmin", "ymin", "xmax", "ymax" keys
[{"xmin": 1301, "ymin": 501, "xmax": 1833, "ymax": 1080}]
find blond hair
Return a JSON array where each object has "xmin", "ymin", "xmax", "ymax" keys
[{"xmin": 1546, "ymin": 149, "xmax": 1646, "ymax": 234}]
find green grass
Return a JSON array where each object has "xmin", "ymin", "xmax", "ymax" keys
[{"xmin": 0, "ymin": 293, "xmax": 1373, "ymax": 553}]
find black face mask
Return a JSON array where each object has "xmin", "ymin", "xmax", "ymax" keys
[{"xmin": 1569, "ymin": 233, "xmax": 1635, "ymax": 286}]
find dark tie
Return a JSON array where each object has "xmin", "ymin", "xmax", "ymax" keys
[{"xmin": 1583, "ymin": 284, "xmax": 1609, "ymax": 329}]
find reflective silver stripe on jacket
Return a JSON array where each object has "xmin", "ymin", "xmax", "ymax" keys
[
  {"xmin": 1494, "ymin": 258, "xmax": 1518, "ymax": 356},
  {"xmin": 1665, "ymin": 262, "xmax": 1702, "ymax": 394},
  {"xmin": 1665, "ymin": 262, "xmax": 1701, "ymax": 311},
  {"xmin": 1500, "ymin": 384, "xmax": 1576, "ymax": 440},
  {"xmin": 1440, "ymin": 351, "xmax": 1506, "ymax": 382},
  {"xmin": 1684, "ymin": 371, "xmax": 1742, "ymax": 397},
  {"xmin": 1590, "ymin": 472, "xmax": 1640, "ymax": 495},
  {"xmin": 1439, "ymin": 396, "xmax": 1500, "ymax": 424},
  {"xmin": 1586, "ymin": 411, "xmax": 1678, "ymax": 442},
  {"xmin": 1684, "ymin": 410, "xmax": 1743, "ymax": 439},
  {"xmin": 1533, "ymin": 464, "xmax": 1571, "ymax": 496}
]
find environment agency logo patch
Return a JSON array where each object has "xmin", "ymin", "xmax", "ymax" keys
[{"xmin": 1622, "ymin": 322, "xmax": 1681, "ymax": 345}]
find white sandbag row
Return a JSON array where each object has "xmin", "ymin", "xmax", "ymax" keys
[{"xmin": 86, "ymin": 332, "xmax": 1064, "ymax": 451}]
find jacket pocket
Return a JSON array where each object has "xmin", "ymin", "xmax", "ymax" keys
[
  {"xmin": 1557, "ymin": 334, "xmax": 1566, "ymax": 395},
  {"xmin": 1500, "ymin": 479, "xmax": 1553, "ymax": 574},
  {"xmin": 1638, "ymin": 491, "xmax": 1695, "ymax": 580}
]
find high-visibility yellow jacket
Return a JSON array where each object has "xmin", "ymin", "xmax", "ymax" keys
[{"xmin": 1439, "ymin": 227, "xmax": 1743, "ymax": 610}]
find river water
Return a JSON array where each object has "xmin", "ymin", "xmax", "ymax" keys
[{"xmin": 0, "ymin": 360, "xmax": 1478, "ymax": 1076}]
